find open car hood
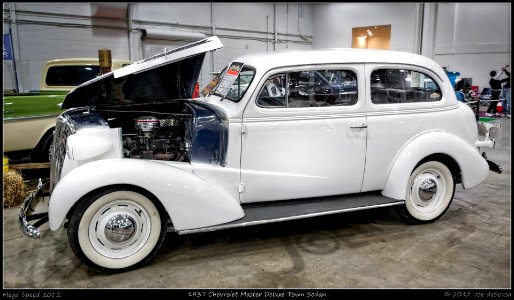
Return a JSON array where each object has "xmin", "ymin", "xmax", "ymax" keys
[{"xmin": 62, "ymin": 36, "xmax": 223, "ymax": 109}]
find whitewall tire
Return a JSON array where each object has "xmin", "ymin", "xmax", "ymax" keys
[
  {"xmin": 396, "ymin": 161, "xmax": 455, "ymax": 224},
  {"xmin": 68, "ymin": 189, "xmax": 166, "ymax": 273}
]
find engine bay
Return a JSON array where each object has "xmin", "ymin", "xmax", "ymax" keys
[{"xmin": 96, "ymin": 103, "xmax": 193, "ymax": 162}]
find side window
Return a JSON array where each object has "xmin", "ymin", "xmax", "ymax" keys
[
  {"xmin": 257, "ymin": 69, "xmax": 358, "ymax": 108},
  {"xmin": 46, "ymin": 66, "xmax": 100, "ymax": 86},
  {"xmin": 256, "ymin": 74, "xmax": 287, "ymax": 107},
  {"xmin": 370, "ymin": 68, "xmax": 442, "ymax": 104}
]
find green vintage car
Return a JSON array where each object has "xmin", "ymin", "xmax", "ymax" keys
[{"xmin": 3, "ymin": 58, "xmax": 131, "ymax": 162}]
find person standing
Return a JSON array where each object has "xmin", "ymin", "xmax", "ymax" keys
[
  {"xmin": 501, "ymin": 65, "xmax": 510, "ymax": 118},
  {"xmin": 485, "ymin": 70, "xmax": 505, "ymax": 116}
]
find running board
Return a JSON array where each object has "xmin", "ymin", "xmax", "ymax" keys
[{"xmin": 176, "ymin": 192, "xmax": 404, "ymax": 235}]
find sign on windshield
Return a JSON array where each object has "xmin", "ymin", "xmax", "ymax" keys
[{"xmin": 215, "ymin": 62, "xmax": 245, "ymax": 97}]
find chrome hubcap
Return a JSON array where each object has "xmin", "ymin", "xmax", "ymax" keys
[
  {"xmin": 418, "ymin": 178, "xmax": 438, "ymax": 201},
  {"xmin": 410, "ymin": 169, "xmax": 446, "ymax": 213},
  {"xmin": 105, "ymin": 214, "xmax": 136, "ymax": 244},
  {"xmin": 89, "ymin": 200, "xmax": 152, "ymax": 259}
]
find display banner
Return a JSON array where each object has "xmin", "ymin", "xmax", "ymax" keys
[{"xmin": 3, "ymin": 33, "xmax": 13, "ymax": 60}]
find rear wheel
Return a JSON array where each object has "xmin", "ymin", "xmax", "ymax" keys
[
  {"xmin": 67, "ymin": 189, "xmax": 166, "ymax": 273},
  {"xmin": 395, "ymin": 161, "xmax": 455, "ymax": 224}
]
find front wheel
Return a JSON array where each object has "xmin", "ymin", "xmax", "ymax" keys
[
  {"xmin": 67, "ymin": 189, "xmax": 167, "ymax": 273},
  {"xmin": 395, "ymin": 161, "xmax": 455, "ymax": 224}
]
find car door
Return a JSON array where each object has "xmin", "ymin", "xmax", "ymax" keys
[
  {"xmin": 240, "ymin": 64, "xmax": 367, "ymax": 203},
  {"xmin": 362, "ymin": 63, "xmax": 448, "ymax": 192}
]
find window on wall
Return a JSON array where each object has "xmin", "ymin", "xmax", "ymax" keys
[
  {"xmin": 370, "ymin": 68, "xmax": 442, "ymax": 104},
  {"xmin": 352, "ymin": 25, "xmax": 391, "ymax": 50},
  {"xmin": 257, "ymin": 69, "xmax": 358, "ymax": 108}
]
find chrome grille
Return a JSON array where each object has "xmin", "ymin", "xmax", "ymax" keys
[
  {"xmin": 49, "ymin": 114, "xmax": 75, "ymax": 192},
  {"xmin": 49, "ymin": 108, "xmax": 109, "ymax": 193}
]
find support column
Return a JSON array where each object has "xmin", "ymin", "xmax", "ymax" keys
[
  {"xmin": 420, "ymin": 3, "xmax": 438, "ymax": 59},
  {"xmin": 211, "ymin": 3, "xmax": 216, "ymax": 74}
]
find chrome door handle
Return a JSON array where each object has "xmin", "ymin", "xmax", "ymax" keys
[{"xmin": 350, "ymin": 124, "xmax": 367, "ymax": 129}]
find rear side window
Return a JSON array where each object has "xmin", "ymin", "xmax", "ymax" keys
[
  {"xmin": 370, "ymin": 69, "xmax": 442, "ymax": 104},
  {"xmin": 257, "ymin": 69, "xmax": 358, "ymax": 108},
  {"xmin": 46, "ymin": 66, "xmax": 100, "ymax": 86}
]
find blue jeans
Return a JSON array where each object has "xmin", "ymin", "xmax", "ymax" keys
[{"xmin": 502, "ymin": 87, "xmax": 510, "ymax": 114}]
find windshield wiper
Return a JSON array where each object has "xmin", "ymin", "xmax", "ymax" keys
[
  {"xmin": 211, "ymin": 90, "xmax": 225, "ymax": 100},
  {"xmin": 211, "ymin": 89, "xmax": 240, "ymax": 102}
]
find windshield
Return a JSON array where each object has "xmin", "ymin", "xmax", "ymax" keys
[{"xmin": 203, "ymin": 62, "xmax": 255, "ymax": 102}]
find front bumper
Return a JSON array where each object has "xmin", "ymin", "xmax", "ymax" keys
[{"xmin": 18, "ymin": 178, "xmax": 50, "ymax": 238}]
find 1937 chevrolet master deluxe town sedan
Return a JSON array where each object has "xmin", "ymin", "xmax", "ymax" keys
[{"xmin": 19, "ymin": 37, "xmax": 502, "ymax": 273}]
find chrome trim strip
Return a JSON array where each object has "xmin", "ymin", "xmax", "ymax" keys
[
  {"xmin": 243, "ymin": 112, "xmax": 367, "ymax": 123},
  {"xmin": 4, "ymin": 114, "xmax": 60, "ymax": 121},
  {"xmin": 115, "ymin": 37, "xmax": 223, "ymax": 78},
  {"xmin": 365, "ymin": 104, "xmax": 459, "ymax": 116},
  {"xmin": 237, "ymin": 104, "xmax": 459, "ymax": 123},
  {"xmin": 176, "ymin": 201, "xmax": 404, "ymax": 235}
]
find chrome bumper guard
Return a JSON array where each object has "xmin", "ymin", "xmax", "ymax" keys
[
  {"xmin": 477, "ymin": 122, "xmax": 501, "ymax": 149},
  {"xmin": 19, "ymin": 178, "xmax": 50, "ymax": 238},
  {"xmin": 482, "ymin": 152, "xmax": 503, "ymax": 174}
]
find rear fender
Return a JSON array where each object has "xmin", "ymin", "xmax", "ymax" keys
[{"xmin": 382, "ymin": 131, "xmax": 489, "ymax": 200}]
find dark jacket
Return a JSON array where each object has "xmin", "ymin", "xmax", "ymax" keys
[{"xmin": 490, "ymin": 77, "xmax": 503, "ymax": 100}]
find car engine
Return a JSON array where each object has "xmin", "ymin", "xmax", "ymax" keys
[
  {"xmin": 95, "ymin": 101, "xmax": 227, "ymax": 166},
  {"xmin": 122, "ymin": 115, "xmax": 190, "ymax": 161}
]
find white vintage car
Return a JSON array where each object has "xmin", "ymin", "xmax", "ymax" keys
[{"xmin": 19, "ymin": 37, "xmax": 502, "ymax": 273}]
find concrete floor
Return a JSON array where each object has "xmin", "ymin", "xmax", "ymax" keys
[{"xmin": 3, "ymin": 117, "xmax": 510, "ymax": 289}]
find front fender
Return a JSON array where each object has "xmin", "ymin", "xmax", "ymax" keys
[
  {"xmin": 382, "ymin": 131, "xmax": 489, "ymax": 200},
  {"xmin": 48, "ymin": 159, "xmax": 244, "ymax": 231}
]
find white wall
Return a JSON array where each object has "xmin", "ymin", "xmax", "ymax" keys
[
  {"xmin": 3, "ymin": 2, "xmax": 313, "ymax": 92},
  {"xmin": 3, "ymin": 3, "xmax": 130, "ymax": 91},
  {"xmin": 312, "ymin": 3, "xmax": 421, "ymax": 52},
  {"xmin": 3, "ymin": 2, "xmax": 510, "ymax": 93},
  {"xmin": 431, "ymin": 3, "xmax": 511, "ymax": 90},
  {"xmin": 311, "ymin": 2, "xmax": 510, "ymax": 91}
]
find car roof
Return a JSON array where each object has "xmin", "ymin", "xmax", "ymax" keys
[{"xmin": 232, "ymin": 48, "xmax": 444, "ymax": 77}]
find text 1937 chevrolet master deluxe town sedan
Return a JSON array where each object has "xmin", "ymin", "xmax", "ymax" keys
[{"xmin": 19, "ymin": 37, "xmax": 502, "ymax": 273}]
